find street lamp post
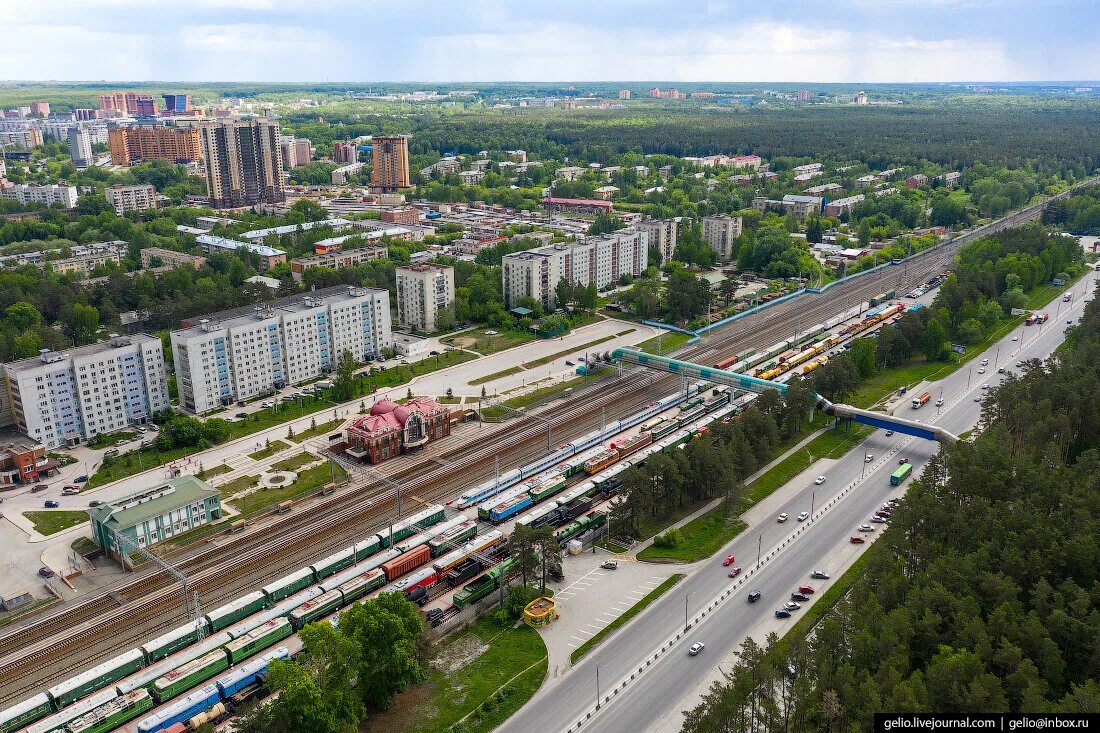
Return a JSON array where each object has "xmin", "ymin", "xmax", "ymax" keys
[
  {"xmin": 684, "ymin": 591, "xmax": 695, "ymax": 631},
  {"xmin": 810, "ymin": 491, "xmax": 815, "ymax": 518},
  {"xmin": 596, "ymin": 664, "xmax": 605, "ymax": 710},
  {"xmin": 757, "ymin": 534, "xmax": 762, "ymax": 568}
]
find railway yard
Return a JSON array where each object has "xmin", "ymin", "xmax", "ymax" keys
[{"xmin": 0, "ymin": 188, "xmax": 1085, "ymax": 733}]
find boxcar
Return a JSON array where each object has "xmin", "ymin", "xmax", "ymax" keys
[
  {"xmin": 49, "ymin": 648, "xmax": 145, "ymax": 708},
  {"xmin": 152, "ymin": 649, "xmax": 229, "ymax": 703},
  {"xmin": 137, "ymin": 684, "xmax": 220, "ymax": 733},
  {"xmin": 224, "ymin": 618, "xmax": 293, "ymax": 664},
  {"xmin": 381, "ymin": 544, "xmax": 431, "ymax": 581},
  {"xmin": 66, "ymin": 689, "xmax": 153, "ymax": 733},
  {"xmin": 205, "ymin": 591, "xmax": 266, "ymax": 632}
]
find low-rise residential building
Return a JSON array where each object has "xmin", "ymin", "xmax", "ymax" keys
[
  {"xmin": 458, "ymin": 170, "xmax": 484, "ymax": 186},
  {"xmin": 380, "ymin": 208, "xmax": 420, "ymax": 226},
  {"xmin": 824, "ymin": 194, "xmax": 866, "ymax": 217},
  {"xmin": 939, "ymin": 171, "xmax": 962, "ymax": 188},
  {"xmin": 752, "ymin": 195, "xmax": 824, "ymax": 222},
  {"xmin": 139, "ymin": 247, "xmax": 207, "ymax": 270},
  {"xmin": 637, "ymin": 218, "xmax": 679, "ymax": 265},
  {"xmin": 240, "ymin": 219, "xmax": 354, "ymax": 243},
  {"xmin": 802, "ymin": 183, "xmax": 844, "ymax": 196},
  {"xmin": 196, "ymin": 234, "xmax": 286, "ymax": 272},
  {"xmin": 502, "ymin": 229, "xmax": 649, "ymax": 310},
  {"xmin": 106, "ymin": 184, "xmax": 157, "ymax": 215},
  {"xmin": 289, "ymin": 247, "xmax": 388, "ymax": 281},
  {"xmin": 0, "ymin": 439, "xmax": 54, "ymax": 486},
  {"xmin": 171, "ymin": 286, "xmax": 392, "ymax": 412},
  {"xmin": 702, "ymin": 215, "xmax": 743, "ymax": 263},
  {"xmin": 855, "ymin": 174, "xmax": 878, "ymax": 186},
  {"xmin": 3, "ymin": 334, "xmax": 169, "ymax": 448},
  {"xmin": 48, "ymin": 242, "xmax": 124, "ymax": 277},
  {"xmin": 906, "ymin": 174, "xmax": 929, "ymax": 188},
  {"xmin": 89, "ymin": 476, "xmax": 222, "ymax": 557},
  {"xmin": 420, "ymin": 157, "xmax": 462, "ymax": 177},
  {"xmin": 331, "ymin": 162, "xmax": 364, "ymax": 185},
  {"xmin": 555, "ymin": 166, "xmax": 585, "ymax": 181},
  {"xmin": 395, "ymin": 264, "xmax": 454, "ymax": 332},
  {"xmin": 594, "ymin": 185, "xmax": 619, "ymax": 201},
  {"xmin": 541, "ymin": 197, "xmax": 614, "ymax": 216},
  {"xmin": 1, "ymin": 183, "xmax": 78, "ymax": 209}
]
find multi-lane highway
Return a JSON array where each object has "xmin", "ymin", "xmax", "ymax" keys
[{"xmin": 499, "ymin": 270, "xmax": 1098, "ymax": 733}]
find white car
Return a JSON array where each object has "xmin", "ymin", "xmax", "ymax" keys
[
  {"xmin": 797, "ymin": 511, "xmax": 809, "ymax": 522},
  {"xmin": 864, "ymin": 454, "xmax": 875, "ymax": 463},
  {"xmin": 981, "ymin": 383, "xmax": 990, "ymax": 390},
  {"xmin": 977, "ymin": 368, "xmax": 985, "ymax": 374},
  {"xmin": 688, "ymin": 642, "xmax": 705, "ymax": 656},
  {"xmin": 814, "ymin": 476, "xmax": 826, "ymax": 485},
  {"xmin": 777, "ymin": 512, "xmax": 789, "ymax": 523},
  {"xmin": 261, "ymin": 400, "xmax": 274, "ymax": 408},
  {"xmin": 784, "ymin": 601, "xmax": 802, "ymax": 611},
  {"xmin": 1012, "ymin": 336, "xmax": 1019, "ymax": 341},
  {"xmin": 858, "ymin": 523, "xmax": 875, "ymax": 532},
  {"xmin": 981, "ymin": 358, "xmax": 988, "ymax": 366},
  {"xmin": 870, "ymin": 515, "xmax": 887, "ymax": 523}
]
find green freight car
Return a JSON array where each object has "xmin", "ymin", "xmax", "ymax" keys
[
  {"xmin": 66, "ymin": 690, "xmax": 153, "ymax": 733},
  {"xmin": 527, "ymin": 473, "xmax": 567, "ymax": 503},
  {"xmin": 336, "ymin": 569, "xmax": 387, "ymax": 605},
  {"xmin": 289, "ymin": 588, "xmax": 344, "ymax": 629},
  {"xmin": 453, "ymin": 557, "xmax": 515, "ymax": 608},
  {"xmin": 152, "ymin": 650, "xmax": 229, "ymax": 702},
  {"xmin": 225, "ymin": 618, "xmax": 293, "ymax": 664}
]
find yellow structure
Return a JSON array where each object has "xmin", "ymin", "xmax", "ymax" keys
[{"xmin": 523, "ymin": 596, "xmax": 558, "ymax": 628}]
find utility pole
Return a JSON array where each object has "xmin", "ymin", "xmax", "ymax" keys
[
  {"xmin": 684, "ymin": 591, "xmax": 695, "ymax": 631},
  {"xmin": 757, "ymin": 534, "xmax": 762, "ymax": 568},
  {"xmin": 596, "ymin": 664, "xmax": 604, "ymax": 710}
]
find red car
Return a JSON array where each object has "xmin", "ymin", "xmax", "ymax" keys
[
  {"xmin": 798, "ymin": 585, "xmax": 815, "ymax": 594},
  {"xmin": 722, "ymin": 554, "xmax": 736, "ymax": 566},
  {"xmin": 850, "ymin": 535, "xmax": 866, "ymax": 544},
  {"xmin": 728, "ymin": 566, "xmax": 742, "ymax": 578}
]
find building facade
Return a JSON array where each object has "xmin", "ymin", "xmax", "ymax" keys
[
  {"xmin": 702, "ymin": 215, "xmax": 743, "ymax": 263},
  {"xmin": 29, "ymin": 102, "xmax": 50, "ymax": 117},
  {"xmin": 370, "ymin": 135, "xmax": 411, "ymax": 192},
  {"xmin": 395, "ymin": 264, "xmax": 454, "ymax": 332},
  {"xmin": 1, "ymin": 183, "xmax": 78, "ymax": 209},
  {"xmin": 637, "ymin": 218, "xmax": 679, "ymax": 265},
  {"xmin": 89, "ymin": 477, "xmax": 222, "ymax": 557},
  {"xmin": 196, "ymin": 234, "xmax": 286, "ymax": 272},
  {"xmin": 380, "ymin": 208, "xmax": 420, "ymax": 226},
  {"xmin": 333, "ymin": 141, "xmax": 357, "ymax": 163},
  {"xmin": 0, "ymin": 129, "xmax": 44, "ymax": 149},
  {"xmin": 198, "ymin": 118, "xmax": 285, "ymax": 209},
  {"xmin": 345, "ymin": 398, "xmax": 450, "ymax": 464},
  {"xmin": 3, "ymin": 334, "xmax": 170, "ymax": 448},
  {"xmin": 106, "ymin": 184, "xmax": 158, "ymax": 215},
  {"xmin": 162, "ymin": 94, "xmax": 193, "ymax": 115},
  {"xmin": 171, "ymin": 286, "xmax": 392, "ymax": 413},
  {"xmin": 139, "ymin": 247, "xmax": 207, "ymax": 269},
  {"xmin": 107, "ymin": 126, "xmax": 202, "ymax": 167},
  {"xmin": 0, "ymin": 439, "xmax": 53, "ymax": 486},
  {"xmin": 49, "ymin": 243, "xmax": 123, "ymax": 277},
  {"xmin": 67, "ymin": 127, "xmax": 94, "ymax": 168},
  {"xmin": 502, "ymin": 229, "xmax": 649, "ymax": 310},
  {"xmin": 290, "ymin": 247, "xmax": 389, "ymax": 282}
]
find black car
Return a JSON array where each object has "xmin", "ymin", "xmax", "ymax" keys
[
  {"xmin": 74, "ymin": 475, "xmax": 88, "ymax": 483},
  {"xmin": 88, "ymin": 500, "xmax": 102, "ymax": 507},
  {"xmin": 747, "ymin": 590, "xmax": 762, "ymax": 603},
  {"xmin": 235, "ymin": 412, "xmax": 248, "ymax": 419},
  {"xmin": 44, "ymin": 500, "xmax": 59, "ymax": 508},
  {"xmin": 38, "ymin": 567, "xmax": 55, "ymax": 578},
  {"xmin": 775, "ymin": 609, "xmax": 792, "ymax": 619},
  {"xmin": 791, "ymin": 592, "xmax": 810, "ymax": 602}
]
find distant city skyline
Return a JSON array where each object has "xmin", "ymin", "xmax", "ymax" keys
[{"xmin": 1, "ymin": 0, "xmax": 1098, "ymax": 83}]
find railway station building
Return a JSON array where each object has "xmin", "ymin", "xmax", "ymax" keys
[
  {"xmin": 345, "ymin": 397, "xmax": 451, "ymax": 464},
  {"xmin": 88, "ymin": 476, "xmax": 222, "ymax": 558}
]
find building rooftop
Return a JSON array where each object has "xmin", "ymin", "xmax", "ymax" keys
[
  {"xmin": 174, "ymin": 285, "xmax": 387, "ymax": 337},
  {"xmin": 239, "ymin": 219, "xmax": 353, "ymax": 241},
  {"xmin": 88, "ymin": 475, "xmax": 219, "ymax": 530},
  {"xmin": 5, "ymin": 333, "xmax": 159, "ymax": 374},
  {"xmin": 196, "ymin": 234, "xmax": 284, "ymax": 257},
  {"xmin": 782, "ymin": 194, "xmax": 824, "ymax": 204}
]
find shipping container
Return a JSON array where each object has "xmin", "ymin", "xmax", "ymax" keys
[
  {"xmin": 224, "ymin": 618, "xmax": 293, "ymax": 664},
  {"xmin": 152, "ymin": 650, "xmax": 229, "ymax": 702},
  {"xmin": 381, "ymin": 544, "xmax": 432, "ymax": 581}
]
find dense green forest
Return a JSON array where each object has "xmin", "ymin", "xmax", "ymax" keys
[{"xmin": 680, "ymin": 255, "xmax": 1100, "ymax": 732}]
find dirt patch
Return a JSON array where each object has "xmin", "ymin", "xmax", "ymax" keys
[
  {"xmin": 432, "ymin": 633, "xmax": 489, "ymax": 673},
  {"xmin": 362, "ymin": 678, "xmax": 438, "ymax": 733},
  {"xmin": 451, "ymin": 336, "xmax": 478, "ymax": 348}
]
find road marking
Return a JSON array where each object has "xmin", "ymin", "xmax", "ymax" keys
[
  {"xmin": 570, "ymin": 635, "xmax": 587, "ymax": 642},
  {"xmin": 586, "ymin": 623, "xmax": 604, "ymax": 630}
]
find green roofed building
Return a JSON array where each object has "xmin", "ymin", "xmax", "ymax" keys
[{"xmin": 88, "ymin": 476, "xmax": 221, "ymax": 558}]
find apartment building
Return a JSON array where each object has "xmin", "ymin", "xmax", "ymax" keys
[
  {"xmin": 331, "ymin": 162, "xmax": 364, "ymax": 184},
  {"xmin": 502, "ymin": 229, "xmax": 649, "ymax": 310},
  {"xmin": 1, "ymin": 183, "xmax": 78, "ymax": 209},
  {"xmin": 162, "ymin": 94, "xmax": 193, "ymax": 115},
  {"xmin": 68, "ymin": 127, "xmax": 93, "ymax": 168},
  {"xmin": 380, "ymin": 208, "xmax": 420, "ymax": 226},
  {"xmin": 29, "ymin": 102, "xmax": 50, "ymax": 117},
  {"xmin": 637, "ymin": 218, "xmax": 680, "ymax": 265},
  {"xmin": 702, "ymin": 215, "xmax": 743, "ymax": 263},
  {"xmin": 370, "ymin": 135, "xmax": 411, "ymax": 192},
  {"xmin": 49, "ymin": 243, "xmax": 124, "ymax": 277},
  {"xmin": 751, "ymin": 195, "xmax": 823, "ymax": 222},
  {"xmin": 396, "ymin": 264, "xmax": 454, "ymax": 332},
  {"xmin": 106, "ymin": 184, "xmax": 158, "ymax": 215},
  {"xmin": 107, "ymin": 126, "xmax": 202, "ymax": 167},
  {"xmin": 196, "ymin": 234, "xmax": 286, "ymax": 272},
  {"xmin": 823, "ymin": 194, "xmax": 866, "ymax": 218},
  {"xmin": 3, "ymin": 334, "xmax": 170, "ymax": 448},
  {"xmin": 279, "ymin": 136, "xmax": 313, "ymax": 169},
  {"xmin": 0, "ymin": 129, "xmax": 43, "ymax": 149},
  {"xmin": 171, "ymin": 286, "xmax": 392, "ymax": 413},
  {"xmin": 333, "ymin": 141, "xmax": 358, "ymax": 163},
  {"xmin": 290, "ymin": 247, "xmax": 388, "ymax": 282},
  {"xmin": 197, "ymin": 118, "xmax": 285, "ymax": 208},
  {"xmin": 139, "ymin": 247, "xmax": 207, "ymax": 270}
]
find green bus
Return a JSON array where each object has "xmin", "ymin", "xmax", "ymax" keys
[{"xmin": 890, "ymin": 463, "xmax": 913, "ymax": 486}]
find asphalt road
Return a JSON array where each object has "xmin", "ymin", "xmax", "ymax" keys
[{"xmin": 499, "ymin": 271, "xmax": 1097, "ymax": 733}]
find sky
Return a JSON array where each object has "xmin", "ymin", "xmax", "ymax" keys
[{"xmin": 1, "ymin": 0, "xmax": 1097, "ymax": 84}]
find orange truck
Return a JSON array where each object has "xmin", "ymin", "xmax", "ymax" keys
[{"xmin": 911, "ymin": 391, "xmax": 931, "ymax": 409}]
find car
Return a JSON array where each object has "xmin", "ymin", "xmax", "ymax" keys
[
  {"xmin": 798, "ymin": 585, "xmax": 816, "ymax": 594},
  {"xmin": 38, "ymin": 567, "xmax": 54, "ymax": 578},
  {"xmin": 61, "ymin": 487, "xmax": 80, "ymax": 496},
  {"xmin": 400, "ymin": 360, "xmax": 410, "ymax": 365},
  {"xmin": 141, "ymin": 440, "xmax": 155, "ymax": 447},
  {"xmin": 722, "ymin": 554, "xmax": 736, "ymax": 566},
  {"xmin": 864, "ymin": 454, "xmax": 874, "ymax": 463},
  {"xmin": 858, "ymin": 523, "xmax": 875, "ymax": 532},
  {"xmin": 601, "ymin": 560, "xmax": 618, "ymax": 570},
  {"xmin": 1012, "ymin": 336, "xmax": 1019, "ymax": 341},
  {"xmin": 885, "ymin": 430, "xmax": 894, "ymax": 436},
  {"xmin": 974, "ymin": 396, "xmax": 982, "ymax": 402},
  {"xmin": 88, "ymin": 500, "xmax": 102, "ymax": 507},
  {"xmin": 291, "ymin": 392, "xmax": 305, "ymax": 399},
  {"xmin": 688, "ymin": 642, "xmax": 705, "ymax": 656},
  {"xmin": 104, "ymin": 448, "xmax": 119, "ymax": 457},
  {"xmin": 728, "ymin": 566, "xmax": 742, "ymax": 578},
  {"xmin": 981, "ymin": 358, "xmax": 988, "ymax": 365},
  {"xmin": 74, "ymin": 475, "xmax": 87, "ymax": 483},
  {"xmin": 814, "ymin": 475, "xmax": 826, "ymax": 485},
  {"xmin": 1067, "ymin": 319, "xmax": 1073, "ymax": 324},
  {"xmin": 784, "ymin": 601, "xmax": 802, "ymax": 611},
  {"xmin": 981, "ymin": 383, "xmax": 990, "ymax": 390},
  {"xmin": 850, "ymin": 535, "xmax": 866, "ymax": 544},
  {"xmin": 775, "ymin": 609, "xmax": 792, "ymax": 619},
  {"xmin": 44, "ymin": 500, "xmax": 59, "ymax": 508},
  {"xmin": 810, "ymin": 570, "xmax": 830, "ymax": 580},
  {"xmin": 235, "ymin": 412, "xmax": 248, "ymax": 419},
  {"xmin": 237, "ymin": 400, "xmax": 247, "ymax": 407},
  {"xmin": 261, "ymin": 401, "xmax": 274, "ymax": 408},
  {"xmin": 747, "ymin": 590, "xmax": 762, "ymax": 603},
  {"xmin": 935, "ymin": 397, "xmax": 945, "ymax": 406},
  {"xmin": 430, "ymin": 350, "xmax": 440, "ymax": 356},
  {"xmin": 899, "ymin": 457, "xmax": 908, "ymax": 465},
  {"xmin": 977, "ymin": 368, "xmax": 986, "ymax": 374},
  {"xmin": 31, "ymin": 484, "xmax": 48, "ymax": 493},
  {"xmin": 777, "ymin": 512, "xmax": 789, "ymax": 523},
  {"xmin": 565, "ymin": 360, "xmax": 575, "ymax": 366},
  {"xmin": 870, "ymin": 515, "xmax": 887, "ymax": 523},
  {"xmin": 797, "ymin": 511, "xmax": 809, "ymax": 522},
  {"xmin": 791, "ymin": 592, "xmax": 810, "ymax": 602},
  {"xmin": 997, "ymin": 367, "xmax": 1006, "ymax": 374}
]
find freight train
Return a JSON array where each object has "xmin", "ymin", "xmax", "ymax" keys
[
  {"xmin": 753, "ymin": 334, "xmax": 842, "ymax": 381},
  {"xmin": 840, "ymin": 302, "xmax": 905, "ymax": 339}
]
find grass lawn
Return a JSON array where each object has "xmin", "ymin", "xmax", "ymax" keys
[
  {"xmin": 521, "ymin": 334, "xmax": 619, "ymax": 369},
  {"xmin": 482, "ymin": 368, "xmax": 613, "ymax": 420},
  {"xmin": 196, "ymin": 464, "xmax": 232, "ymax": 480},
  {"xmin": 635, "ymin": 330, "xmax": 693, "ymax": 355},
  {"xmin": 272, "ymin": 452, "xmax": 319, "ymax": 471},
  {"xmin": 469, "ymin": 366, "xmax": 524, "ymax": 386},
  {"xmin": 571, "ymin": 574, "xmax": 685, "ymax": 663},
  {"xmin": 219, "ymin": 474, "xmax": 259, "ymax": 496},
  {"xmin": 372, "ymin": 350, "xmax": 479, "ymax": 390},
  {"xmin": 23, "ymin": 510, "xmax": 87, "ymax": 536},
  {"xmin": 248, "ymin": 439, "xmax": 292, "ymax": 461},
  {"xmin": 71, "ymin": 536, "xmax": 98, "ymax": 555},
  {"xmin": 445, "ymin": 328, "xmax": 535, "ymax": 355},
  {"xmin": 230, "ymin": 462, "xmax": 347, "ymax": 516},
  {"xmin": 86, "ymin": 443, "xmax": 204, "ymax": 489},
  {"xmin": 638, "ymin": 513, "xmax": 748, "ymax": 563},
  {"xmin": 289, "ymin": 419, "xmax": 341, "ymax": 443},
  {"xmin": 744, "ymin": 423, "xmax": 872, "ymax": 508},
  {"xmin": 379, "ymin": 617, "xmax": 547, "ymax": 733}
]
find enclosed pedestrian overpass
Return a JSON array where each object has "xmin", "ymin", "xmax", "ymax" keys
[{"xmin": 606, "ymin": 348, "xmax": 958, "ymax": 445}]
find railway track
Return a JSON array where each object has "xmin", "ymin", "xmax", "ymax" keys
[{"xmin": 1, "ymin": 181, "xmax": 1093, "ymax": 704}]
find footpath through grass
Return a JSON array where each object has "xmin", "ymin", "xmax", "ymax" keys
[
  {"xmin": 571, "ymin": 573, "xmax": 685, "ymax": 663},
  {"xmin": 248, "ymin": 439, "xmax": 291, "ymax": 461},
  {"xmin": 375, "ymin": 617, "xmax": 547, "ymax": 733},
  {"xmin": 468, "ymin": 366, "xmax": 523, "ymax": 386},
  {"xmin": 23, "ymin": 510, "xmax": 88, "ymax": 535}
]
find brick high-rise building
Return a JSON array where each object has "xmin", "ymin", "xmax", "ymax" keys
[
  {"xmin": 370, "ymin": 135, "xmax": 411, "ymax": 192},
  {"xmin": 29, "ymin": 102, "xmax": 50, "ymax": 117},
  {"xmin": 108, "ymin": 126, "xmax": 202, "ymax": 166},
  {"xmin": 198, "ymin": 118, "xmax": 285, "ymax": 209},
  {"xmin": 333, "ymin": 141, "xmax": 357, "ymax": 163},
  {"xmin": 134, "ymin": 97, "xmax": 157, "ymax": 116},
  {"xmin": 99, "ymin": 92, "xmax": 127, "ymax": 113},
  {"xmin": 98, "ymin": 92, "xmax": 156, "ymax": 115},
  {"xmin": 162, "ymin": 94, "xmax": 193, "ymax": 115}
]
